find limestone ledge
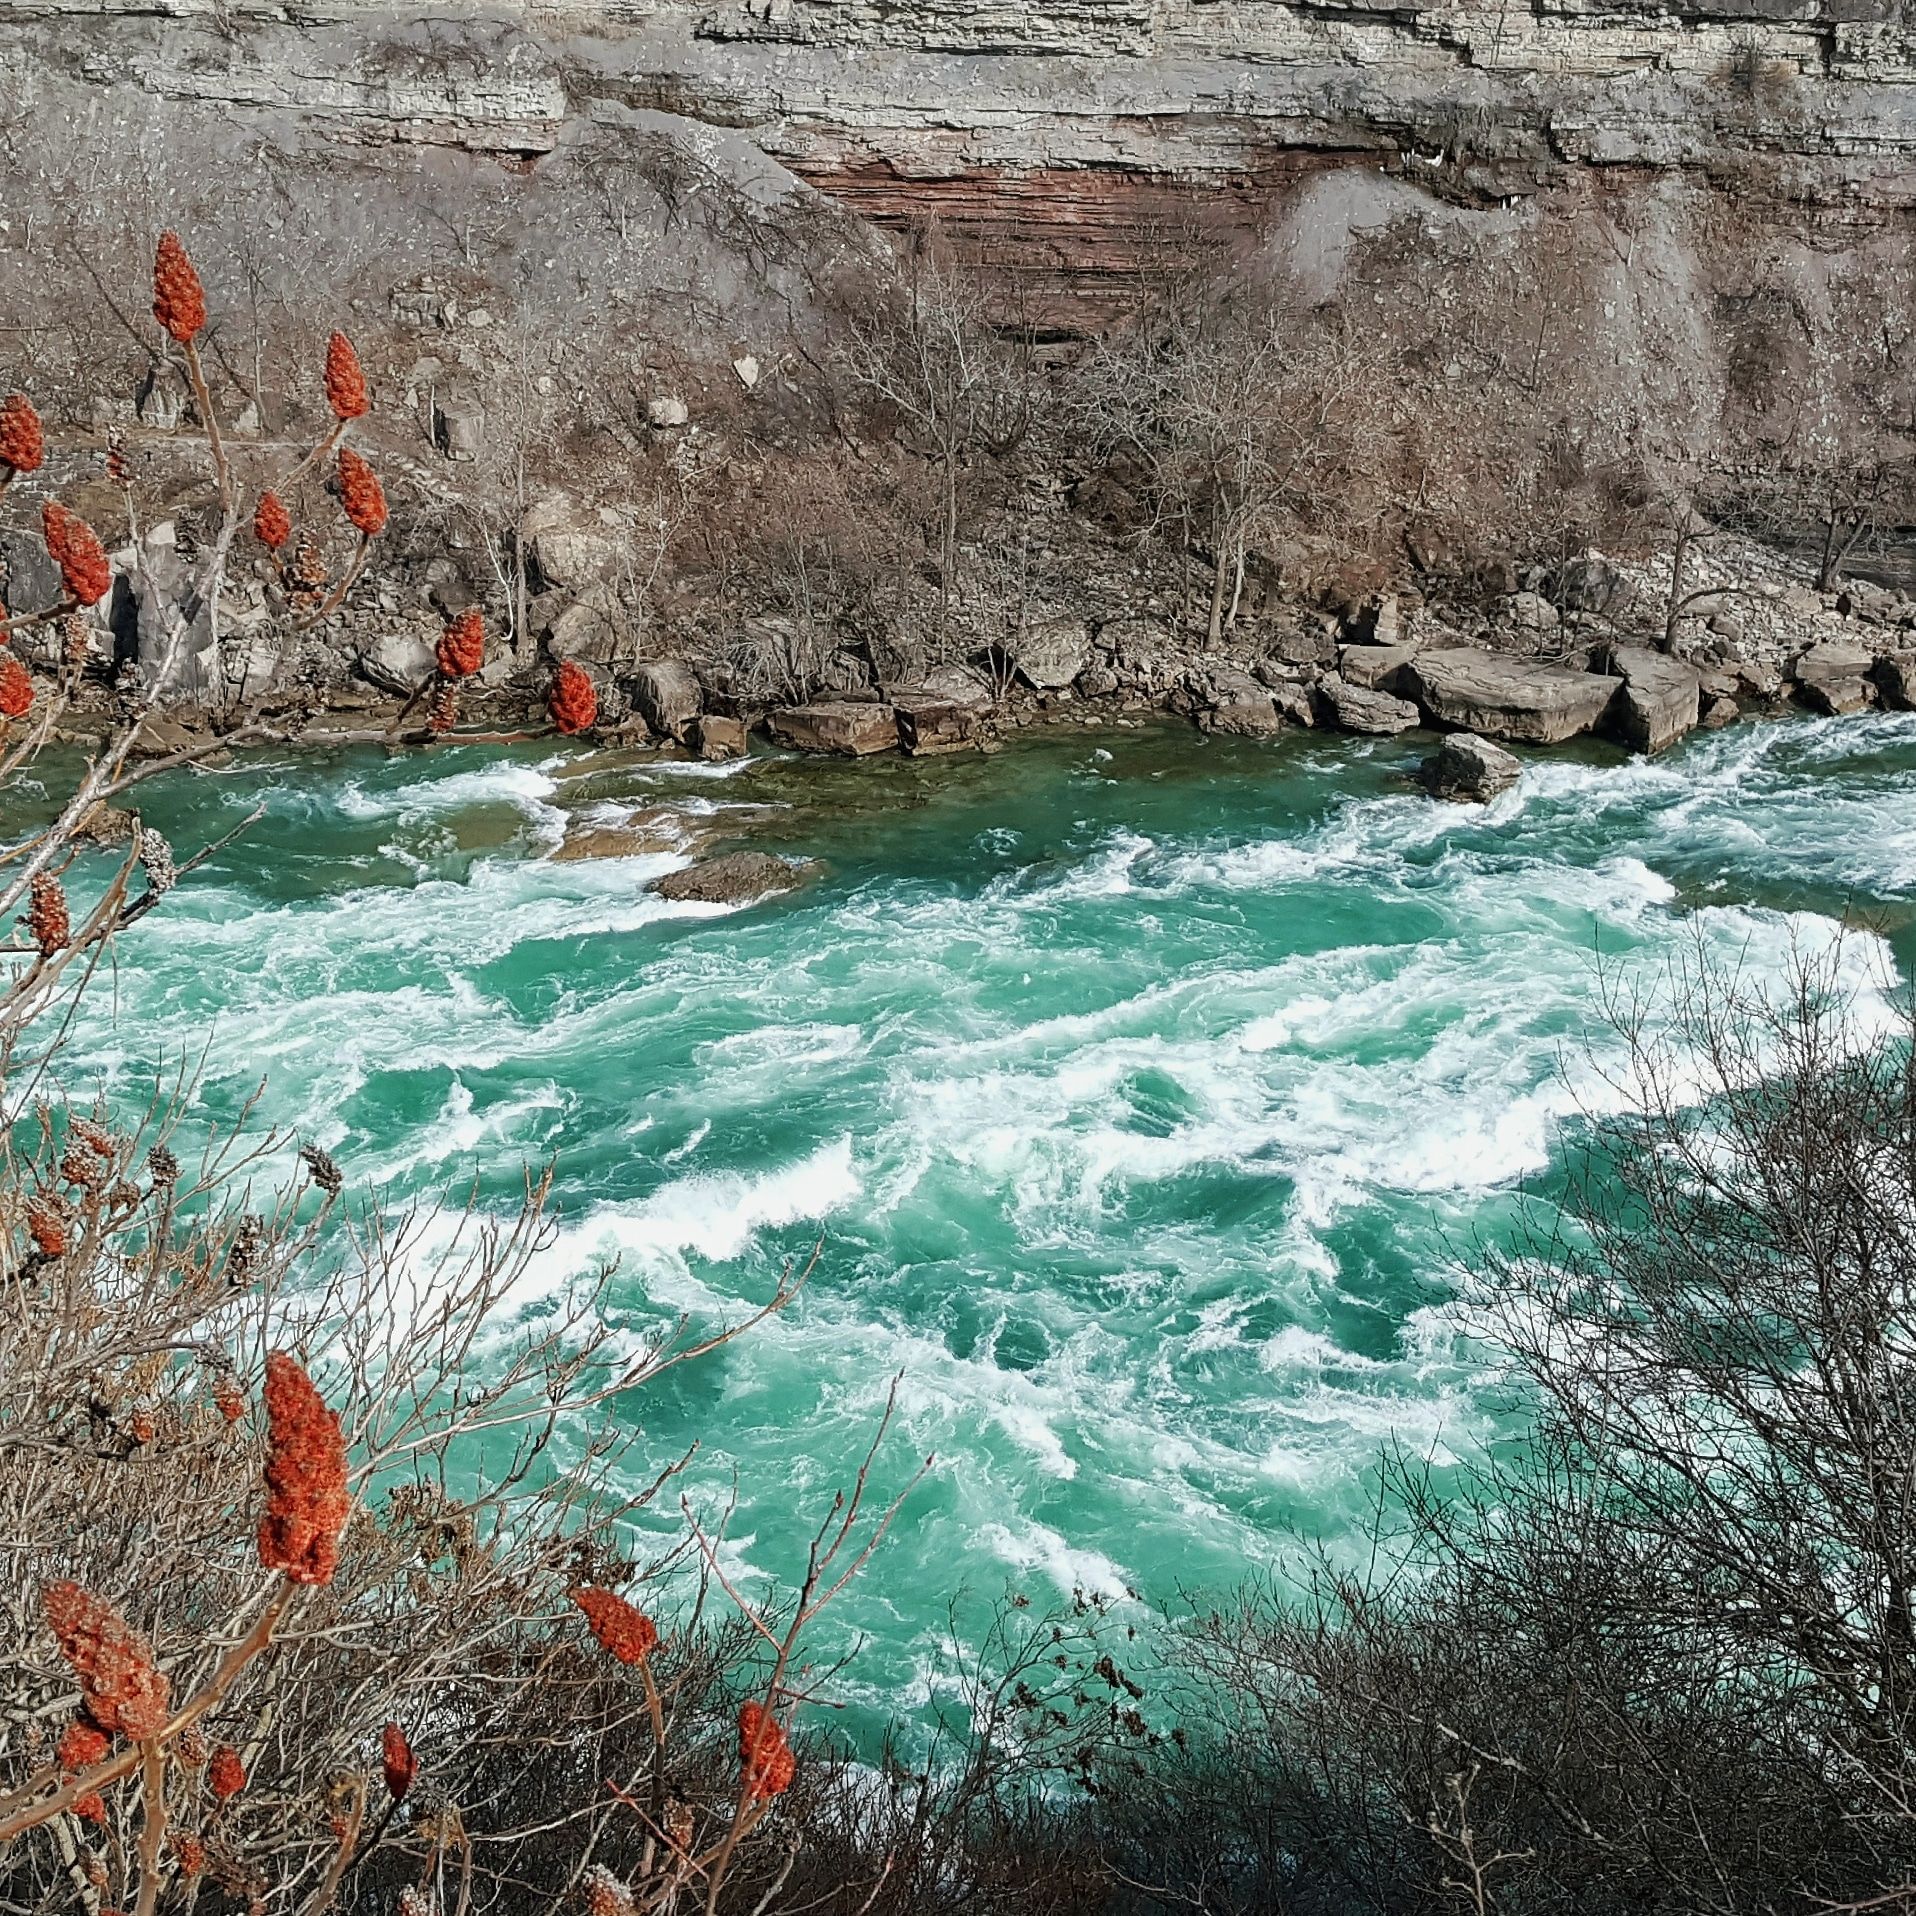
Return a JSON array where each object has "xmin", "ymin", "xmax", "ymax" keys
[{"xmin": 1, "ymin": 0, "xmax": 1913, "ymax": 178}]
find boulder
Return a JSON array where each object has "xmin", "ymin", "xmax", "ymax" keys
[
  {"xmin": 652, "ymin": 852, "xmax": 813, "ymax": 905},
  {"xmin": 1423, "ymin": 732, "xmax": 1521, "ymax": 803},
  {"xmin": 915, "ymin": 665, "xmax": 996, "ymax": 711},
  {"xmin": 646, "ymin": 396, "xmax": 690, "ymax": 430},
  {"xmin": 1338, "ymin": 642, "xmax": 1420, "ymax": 694},
  {"xmin": 1602, "ymin": 646, "xmax": 1701, "ymax": 754},
  {"xmin": 691, "ymin": 714, "xmax": 748, "ymax": 761},
  {"xmin": 546, "ymin": 599, "xmax": 626, "ymax": 665},
  {"xmin": 893, "ymin": 695, "xmax": 985, "ymax": 756},
  {"xmin": 1270, "ymin": 620, "xmax": 1339, "ymax": 668},
  {"xmin": 632, "ymin": 659, "xmax": 702, "ymax": 740},
  {"xmin": 1503, "ymin": 590, "xmax": 1559, "ymax": 637},
  {"xmin": 357, "ymin": 629, "xmax": 435, "ymax": 695},
  {"xmin": 1726, "ymin": 655, "xmax": 1784, "ymax": 701},
  {"xmin": 1008, "ymin": 617, "xmax": 1091, "ymax": 691},
  {"xmin": 1871, "ymin": 654, "xmax": 1916, "ymax": 711},
  {"xmin": 522, "ymin": 496, "xmax": 621, "ymax": 590},
  {"xmin": 433, "ymin": 394, "xmax": 485, "ymax": 461},
  {"xmin": 1270, "ymin": 682, "xmax": 1315, "ymax": 728},
  {"xmin": 1196, "ymin": 668, "xmax": 1282, "ymax": 739},
  {"xmin": 1701, "ymin": 694, "xmax": 1741, "ymax": 729},
  {"xmin": 1103, "ymin": 621, "xmax": 1183, "ymax": 695},
  {"xmin": 767, "ymin": 701, "xmax": 899, "ymax": 756},
  {"xmin": 1315, "ymin": 674, "xmax": 1421, "ymax": 735},
  {"xmin": 1348, "ymin": 593, "xmax": 1403, "ymax": 647},
  {"xmin": 1792, "ymin": 640, "xmax": 1875, "ymax": 716},
  {"xmin": 1409, "ymin": 648, "xmax": 1618, "ymax": 744}
]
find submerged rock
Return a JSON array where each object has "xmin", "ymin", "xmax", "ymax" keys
[
  {"xmin": 652, "ymin": 851, "xmax": 815, "ymax": 905},
  {"xmin": 1423, "ymin": 732, "xmax": 1521, "ymax": 803}
]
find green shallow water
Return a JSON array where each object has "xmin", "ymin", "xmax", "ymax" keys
[{"xmin": 26, "ymin": 711, "xmax": 1916, "ymax": 1729}]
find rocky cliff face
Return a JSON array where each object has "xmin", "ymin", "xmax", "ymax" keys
[{"xmin": 4, "ymin": 1, "xmax": 1912, "ymax": 298}]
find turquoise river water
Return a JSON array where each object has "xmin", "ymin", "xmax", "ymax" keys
[{"xmin": 29, "ymin": 711, "xmax": 1916, "ymax": 1727}]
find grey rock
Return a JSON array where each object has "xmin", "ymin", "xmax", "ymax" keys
[
  {"xmin": 1602, "ymin": 645, "xmax": 1701, "ymax": 754},
  {"xmin": 767, "ymin": 701, "xmax": 899, "ymax": 755},
  {"xmin": 1337, "ymin": 642, "xmax": 1420, "ymax": 694},
  {"xmin": 1701, "ymin": 693, "xmax": 1741, "ymax": 729},
  {"xmin": 691, "ymin": 713, "xmax": 749, "ymax": 760},
  {"xmin": 357, "ymin": 628, "xmax": 435, "ymax": 694},
  {"xmin": 523, "ymin": 496, "xmax": 621, "ymax": 590},
  {"xmin": 1008, "ymin": 617, "xmax": 1091, "ymax": 691},
  {"xmin": 894, "ymin": 694, "xmax": 985, "ymax": 755},
  {"xmin": 1410, "ymin": 648, "xmax": 1618, "ymax": 744},
  {"xmin": 1793, "ymin": 640, "xmax": 1875, "ymax": 715},
  {"xmin": 1271, "ymin": 682, "xmax": 1316, "ymax": 728},
  {"xmin": 546, "ymin": 598, "xmax": 628, "ymax": 665},
  {"xmin": 652, "ymin": 852, "xmax": 812, "ymax": 906},
  {"xmin": 633, "ymin": 659, "xmax": 702, "ymax": 739},
  {"xmin": 1423, "ymin": 732, "xmax": 1521, "ymax": 802},
  {"xmin": 1871, "ymin": 654, "xmax": 1916, "ymax": 711},
  {"xmin": 647, "ymin": 396, "xmax": 690, "ymax": 429},
  {"xmin": 434, "ymin": 394, "xmax": 486, "ymax": 461},
  {"xmin": 1196, "ymin": 667, "xmax": 1282, "ymax": 738},
  {"xmin": 1315, "ymin": 674, "xmax": 1421, "ymax": 735},
  {"xmin": 1270, "ymin": 621, "xmax": 1338, "ymax": 668}
]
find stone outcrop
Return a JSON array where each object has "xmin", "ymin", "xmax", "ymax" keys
[
  {"xmin": 1792, "ymin": 641, "xmax": 1877, "ymax": 716},
  {"xmin": 1008, "ymin": 619, "xmax": 1092, "ymax": 692},
  {"xmin": 1195, "ymin": 667, "xmax": 1283, "ymax": 739},
  {"xmin": 1423, "ymin": 733, "xmax": 1521, "ymax": 804},
  {"xmin": 893, "ymin": 694, "xmax": 985, "ymax": 755},
  {"xmin": 633, "ymin": 660, "xmax": 703, "ymax": 741},
  {"xmin": 1602, "ymin": 647, "xmax": 1702, "ymax": 755},
  {"xmin": 1314, "ymin": 675, "xmax": 1420, "ymax": 736},
  {"xmin": 1410, "ymin": 650, "xmax": 1618, "ymax": 745},
  {"xmin": 767, "ymin": 701, "xmax": 900, "ymax": 755}
]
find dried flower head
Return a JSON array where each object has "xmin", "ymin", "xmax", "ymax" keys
[
  {"xmin": 0, "ymin": 655, "xmax": 33, "ymax": 720},
  {"xmin": 106, "ymin": 434, "xmax": 130, "ymax": 488},
  {"xmin": 288, "ymin": 535, "xmax": 328, "ymax": 610},
  {"xmin": 57, "ymin": 1719, "xmax": 110, "ymax": 1773},
  {"xmin": 324, "ymin": 333, "xmax": 371, "ymax": 421},
  {"xmin": 152, "ymin": 232, "xmax": 206, "ymax": 346},
  {"xmin": 436, "ymin": 610, "xmax": 484, "ymax": 680},
  {"xmin": 42, "ymin": 502, "xmax": 112, "ymax": 607},
  {"xmin": 73, "ymin": 1791, "xmax": 107, "ymax": 1826},
  {"xmin": 398, "ymin": 1888, "xmax": 436, "ymax": 1916},
  {"xmin": 213, "ymin": 1375, "xmax": 247, "ymax": 1425},
  {"xmin": 253, "ymin": 492, "xmax": 292, "ymax": 552},
  {"xmin": 570, "ymin": 1587, "xmax": 658, "ymax": 1666},
  {"xmin": 84, "ymin": 1854, "xmax": 109, "ymax": 1890},
  {"xmin": 426, "ymin": 680, "xmax": 458, "ymax": 735},
  {"xmin": 737, "ymin": 1701, "xmax": 796, "ymax": 1800},
  {"xmin": 582, "ymin": 1864, "xmax": 635, "ymax": 1916},
  {"xmin": 25, "ymin": 1195, "xmax": 68, "ymax": 1258},
  {"xmin": 28, "ymin": 873, "xmax": 70, "ymax": 955},
  {"xmin": 380, "ymin": 1722, "xmax": 417, "ymax": 1802},
  {"xmin": 336, "ymin": 447, "xmax": 387, "ymax": 538},
  {"xmin": 172, "ymin": 1833, "xmax": 205, "ymax": 1877},
  {"xmin": 300, "ymin": 1143, "xmax": 344, "ymax": 1195},
  {"xmin": 61, "ymin": 1143, "xmax": 104, "ymax": 1188},
  {"xmin": 127, "ymin": 1411, "xmax": 156, "ymax": 1446},
  {"xmin": 63, "ymin": 612, "xmax": 90, "ymax": 666},
  {"xmin": 147, "ymin": 1144, "xmax": 180, "ymax": 1187},
  {"xmin": 0, "ymin": 392, "xmax": 44, "ymax": 475},
  {"xmin": 257, "ymin": 1352, "xmax": 350, "ymax": 1586},
  {"xmin": 139, "ymin": 828, "xmax": 177, "ymax": 897},
  {"xmin": 176, "ymin": 1726, "xmax": 207, "ymax": 1767},
  {"xmin": 42, "ymin": 1581, "xmax": 172, "ymax": 1740},
  {"xmin": 208, "ymin": 1744, "xmax": 246, "ymax": 1802},
  {"xmin": 548, "ymin": 660, "xmax": 597, "ymax": 736}
]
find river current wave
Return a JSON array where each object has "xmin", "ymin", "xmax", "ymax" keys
[{"xmin": 50, "ymin": 711, "xmax": 1916, "ymax": 1718}]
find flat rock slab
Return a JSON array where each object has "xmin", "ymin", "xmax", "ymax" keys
[
  {"xmin": 1604, "ymin": 646, "xmax": 1701, "ymax": 754},
  {"xmin": 1423, "ymin": 732, "xmax": 1521, "ymax": 803},
  {"xmin": 1410, "ymin": 648, "xmax": 1618, "ymax": 744},
  {"xmin": 1315, "ymin": 674, "xmax": 1421, "ymax": 735},
  {"xmin": 1338, "ymin": 642, "xmax": 1421, "ymax": 693},
  {"xmin": 652, "ymin": 852, "xmax": 816, "ymax": 905},
  {"xmin": 767, "ymin": 701, "xmax": 899, "ymax": 756},
  {"xmin": 893, "ymin": 694, "xmax": 985, "ymax": 755},
  {"xmin": 1793, "ymin": 641, "xmax": 1876, "ymax": 715}
]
